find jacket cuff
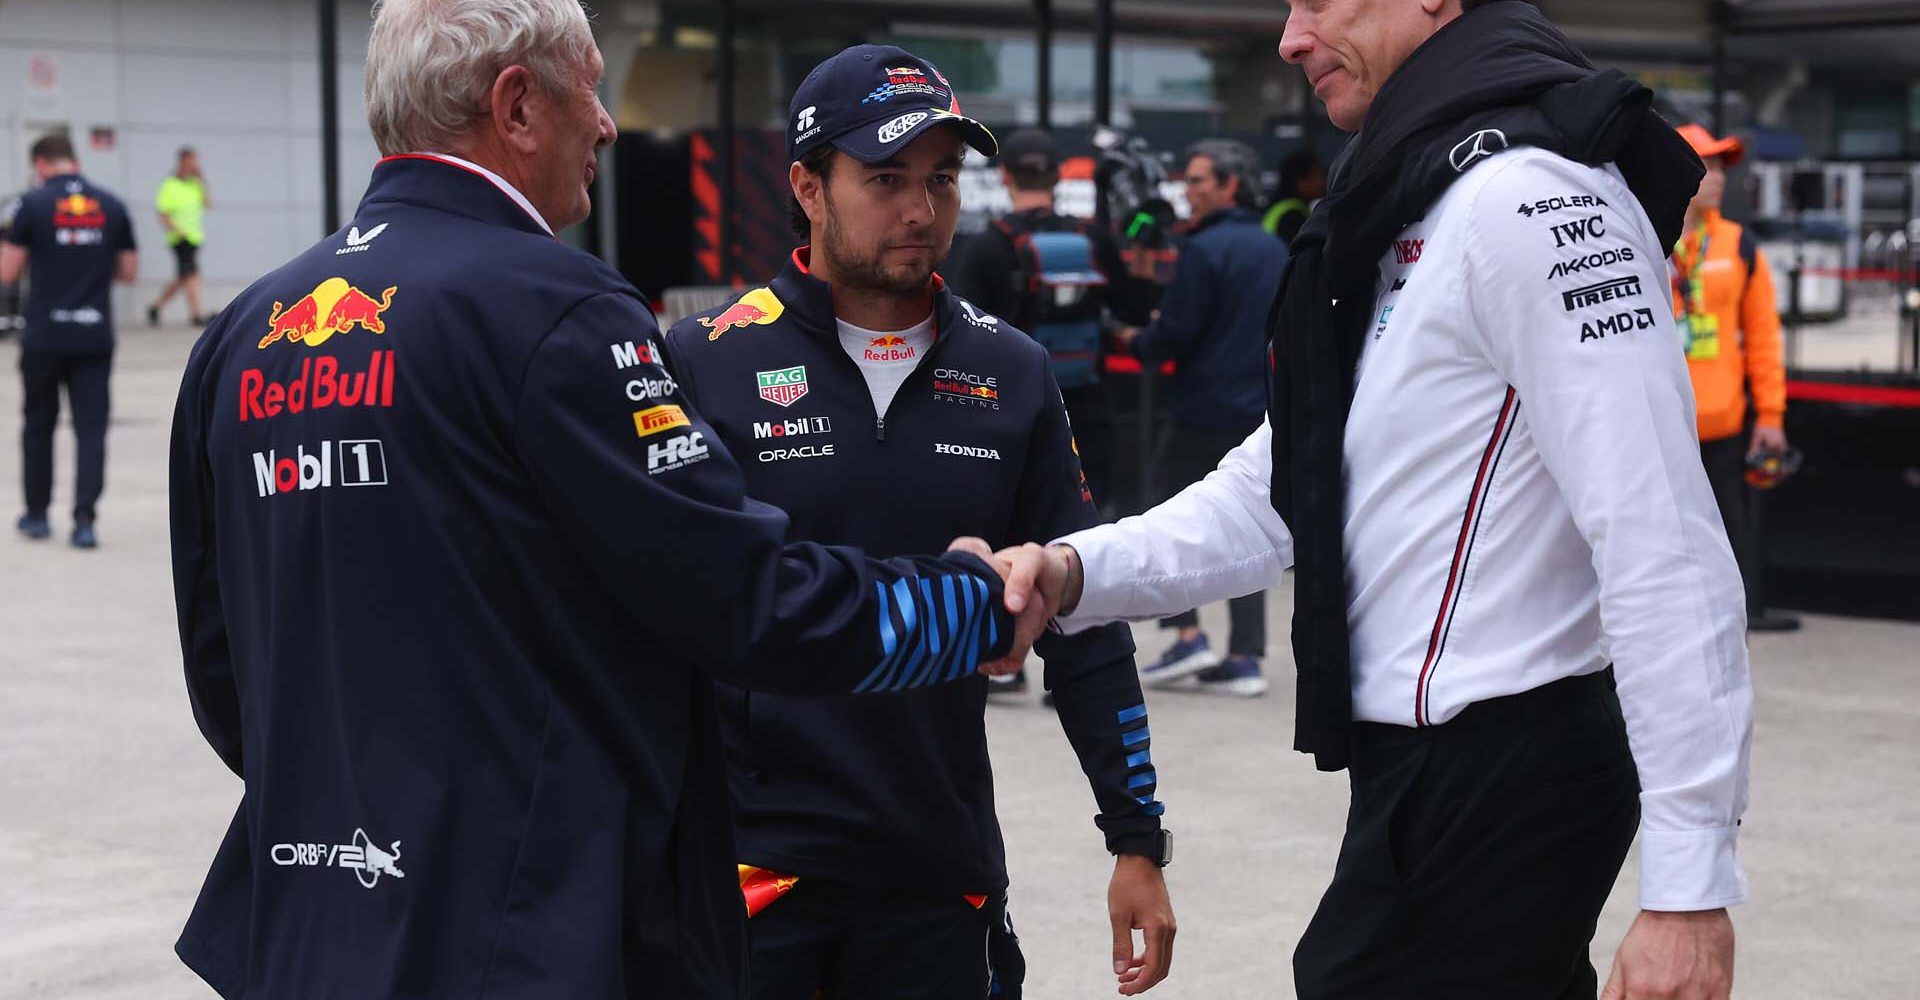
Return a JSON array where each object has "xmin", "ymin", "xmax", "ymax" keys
[
  {"xmin": 1753, "ymin": 410, "xmax": 1784, "ymax": 431},
  {"xmin": 1637, "ymin": 825, "xmax": 1749, "ymax": 911},
  {"xmin": 934, "ymin": 551, "xmax": 1017, "ymax": 661},
  {"xmin": 1050, "ymin": 528, "xmax": 1134, "ymax": 635}
]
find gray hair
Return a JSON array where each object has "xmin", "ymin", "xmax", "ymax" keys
[
  {"xmin": 1185, "ymin": 139, "xmax": 1263, "ymax": 211},
  {"xmin": 365, "ymin": 0, "xmax": 596, "ymax": 156}
]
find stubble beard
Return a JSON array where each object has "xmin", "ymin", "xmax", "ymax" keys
[{"xmin": 819, "ymin": 197, "xmax": 944, "ymax": 297}]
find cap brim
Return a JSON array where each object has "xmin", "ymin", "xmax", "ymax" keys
[
  {"xmin": 1702, "ymin": 137, "xmax": 1745, "ymax": 168},
  {"xmin": 1681, "ymin": 127, "xmax": 1746, "ymax": 168},
  {"xmin": 832, "ymin": 108, "xmax": 998, "ymax": 164}
]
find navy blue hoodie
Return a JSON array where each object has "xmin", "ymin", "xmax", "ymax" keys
[
  {"xmin": 1131, "ymin": 206, "xmax": 1286, "ymax": 431},
  {"xmin": 168, "ymin": 157, "xmax": 1012, "ymax": 999},
  {"xmin": 665, "ymin": 250, "xmax": 1164, "ymax": 896}
]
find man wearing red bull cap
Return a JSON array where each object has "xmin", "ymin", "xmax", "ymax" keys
[
  {"xmin": 166, "ymin": 5, "xmax": 1047, "ymax": 998},
  {"xmin": 665, "ymin": 44, "xmax": 1174, "ymax": 1000}
]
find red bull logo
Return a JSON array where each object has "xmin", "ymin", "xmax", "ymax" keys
[
  {"xmin": 932, "ymin": 367, "xmax": 1001, "ymax": 409},
  {"xmin": 239, "ymin": 352, "xmax": 396, "ymax": 422},
  {"xmin": 864, "ymin": 335, "xmax": 916, "ymax": 363},
  {"xmin": 698, "ymin": 287, "xmax": 785, "ymax": 341},
  {"xmin": 53, "ymin": 193, "xmax": 105, "ymax": 228},
  {"xmin": 260, "ymin": 277, "xmax": 397, "ymax": 349}
]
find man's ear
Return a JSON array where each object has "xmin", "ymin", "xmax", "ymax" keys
[
  {"xmin": 790, "ymin": 160, "xmax": 826, "ymax": 228},
  {"xmin": 489, "ymin": 65, "xmax": 541, "ymax": 154}
]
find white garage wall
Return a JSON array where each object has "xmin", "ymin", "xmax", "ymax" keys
[{"xmin": 0, "ymin": 0, "xmax": 378, "ymax": 316}]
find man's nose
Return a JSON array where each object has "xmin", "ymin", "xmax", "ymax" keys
[{"xmin": 1279, "ymin": 18, "xmax": 1312, "ymax": 64}]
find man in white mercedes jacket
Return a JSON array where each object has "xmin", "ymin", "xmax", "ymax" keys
[{"xmin": 961, "ymin": 2, "xmax": 1752, "ymax": 998}]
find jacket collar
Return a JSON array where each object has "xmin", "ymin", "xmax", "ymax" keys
[
  {"xmin": 768, "ymin": 246, "xmax": 960, "ymax": 342},
  {"xmin": 356, "ymin": 155, "xmax": 553, "ymax": 238}
]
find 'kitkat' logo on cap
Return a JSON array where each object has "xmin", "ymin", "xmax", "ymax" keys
[{"xmin": 877, "ymin": 112, "xmax": 929, "ymax": 145}]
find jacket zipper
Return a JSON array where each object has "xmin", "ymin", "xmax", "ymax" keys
[
  {"xmin": 876, "ymin": 338, "xmax": 952, "ymax": 440},
  {"xmin": 820, "ymin": 321, "xmax": 953, "ymax": 441}
]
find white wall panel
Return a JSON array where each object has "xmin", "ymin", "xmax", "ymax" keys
[
  {"xmin": 119, "ymin": 0, "xmax": 287, "ymax": 54},
  {"xmin": 0, "ymin": 0, "xmax": 119, "ymax": 47},
  {"xmin": 121, "ymin": 53, "xmax": 293, "ymax": 130}
]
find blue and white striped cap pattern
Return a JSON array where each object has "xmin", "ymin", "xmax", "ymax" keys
[
  {"xmin": 855, "ymin": 574, "xmax": 1000, "ymax": 693},
  {"xmin": 1118, "ymin": 702, "xmax": 1164, "ymax": 817}
]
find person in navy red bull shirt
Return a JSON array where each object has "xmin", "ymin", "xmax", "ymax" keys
[
  {"xmin": 1, "ymin": 132, "xmax": 138, "ymax": 548},
  {"xmin": 166, "ymin": 4, "xmax": 1049, "ymax": 998},
  {"xmin": 665, "ymin": 45, "xmax": 1175, "ymax": 1000}
]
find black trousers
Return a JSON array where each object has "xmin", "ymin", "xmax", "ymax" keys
[
  {"xmin": 1154, "ymin": 421, "xmax": 1267, "ymax": 656},
  {"xmin": 1294, "ymin": 670, "xmax": 1640, "ymax": 1000},
  {"xmin": 748, "ymin": 881, "xmax": 1023, "ymax": 1000},
  {"xmin": 1060, "ymin": 383, "xmax": 1114, "ymax": 514},
  {"xmin": 20, "ymin": 349, "xmax": 112, "ymax": 522},
  {"xmin": 1700, "ymin": 433, "xmax": 1766, "ymax": 616}
]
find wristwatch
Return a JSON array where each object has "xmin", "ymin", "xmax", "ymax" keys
[{"xmin": 1113, "ymin": 829, "xmax": 1172, "ymax": 868}]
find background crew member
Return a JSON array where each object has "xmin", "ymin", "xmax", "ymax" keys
[
  {"xmin": 666, "ymin": 46, "xmax": 1174, "ymax": 999},
  {"xmin": 945, "ymin": 127, "xmax": 1156, "ymax": 698},
  {"xmin": 149, "ymin": 146, "xmax": 210, "ymax": 326},
  {"xmin": 1673, "ymin": 123, "xmax": 1799, "ymax": 633},
  {"xmin": 168, "ymin": 6, "xmax": 1043, "ymax": 997},
  {"xmin": 1, "ymin": 133, "xmax": 137, "ymax": 549},
  {"xmin": 1262, "ymin": 149, "xmax": 1327, "ymax": 244},
  {"xmin": 945, "ymin": 126, "xmax": 1155, "ymax": 509},
  {"xmin": 1114, "ymin": 139, "xmax": 1284, "ymax": 696},
  {"xmin": 998, "ymin": 2, "xmax": 1752, "ymax": 998}
]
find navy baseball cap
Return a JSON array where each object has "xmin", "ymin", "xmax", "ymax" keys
[{"xmin": 788, "ymin": 45, "xmax": 998, "ymax": 165}]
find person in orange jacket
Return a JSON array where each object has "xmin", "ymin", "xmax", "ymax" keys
[{"xmin": 1673, "ymin": 124, "xmax": 1799, "ymax": 631}]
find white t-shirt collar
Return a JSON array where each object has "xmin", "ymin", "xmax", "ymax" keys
[{"xmin": 408, "ymin": 152, "xmax": 554, "ymax": 236}]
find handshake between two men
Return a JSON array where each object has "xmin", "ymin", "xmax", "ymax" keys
[{"xmin": 946, "ymin": 538, "xmax": 1085, "ymax": 677}]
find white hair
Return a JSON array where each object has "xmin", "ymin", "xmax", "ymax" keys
[{"xmin": 365, "ymin": 0, "xmax": 596, "ymax": 156}]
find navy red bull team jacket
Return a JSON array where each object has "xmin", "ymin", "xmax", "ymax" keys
[
  {"xmin": 168, "ymin": 156, "xmax": 1015, "ymax": 999},
  {"xmin": 664, "ymin": 250, "xmax": 1165, "ymax": 896}
]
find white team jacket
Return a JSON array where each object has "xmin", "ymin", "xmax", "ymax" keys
[{"xmin": 1057, "ymin": 147, "xmax": 1753, "ymax": 912}]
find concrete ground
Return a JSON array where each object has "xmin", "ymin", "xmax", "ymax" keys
[{"xmin": 2, "ymin": 326, "xmax": 1917, "ymax": 999}]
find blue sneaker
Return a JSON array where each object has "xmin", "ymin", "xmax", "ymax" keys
[
  {"xmin": 1194, "ymin": 656, "xmax": 1268, "ymax": 698},
  {"xmin": 16, "ymin": 514, "xmax": 50, "ymax": 540},
  {"xmin": 70, "ymin": 522, "xmax": 98, "ymax": 549},
  {"xmin": 1141, "ymin": 633, "xmax": 1221, "ymax": 687}
]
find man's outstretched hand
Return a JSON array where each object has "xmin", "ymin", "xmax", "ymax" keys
[
  {"xmin": 947, "ymin": 538, "xmax": 1054, "ymax": 676},
  {"xmin": 1601, "ymin": 909, "xmax": 1734, "ymax": 1000}
]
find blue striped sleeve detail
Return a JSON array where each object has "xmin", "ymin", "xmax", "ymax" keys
[
  {"xmin": 855, "ymin": 580, "xmax": 901, "ymax": 693},
  {"xmin": 890, "ymin": 578, "xmax": 925, "ymax": 691},
  {"xmin": 947, "ymin": 576, "xmax": 981, "ymax": 682},
  {"xmin": 1127, "ymin": 771, "xmax": 1158, "ymax": 790},
  {"xmin": 1141, "ymin": 801, "xmax": 1166, "ymax": 817},
  {"xmin": 1121, "ymin": 726, "xmax": 1151, "ymax": 747},
  {"xmin": 1126, "ymin": 749, "xmax": 1152, "ymax": 769},
  {"xmin": 904, "ymin": 579, "xmax": 941, "ymax": 689},
  {"xmin": 1116, "ymin": 703, "xmax": 1148, "ymax": 725},
  {"xmin": 906, "ymin": 578, "xmax": 945, "ymax": 688}
]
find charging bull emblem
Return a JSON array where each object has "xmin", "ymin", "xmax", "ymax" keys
[
  {"xmin": 698, "ymin": 287, "xmax": 786, "ymax": 341},
  {"xmin": 343, "ymin": 828, "xmax": 406, "ymax": 889},
  {"xmin": 261, "ymin": 277, "xmax": 397, "ymax": 349}
]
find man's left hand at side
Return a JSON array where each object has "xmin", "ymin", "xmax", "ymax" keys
[
  {"xmin": 1749, "ymin": 424, "xmax": 1787, "ymax": 457},
  {"xmin": 1601, "ymin": 908, "xmax": 1734, "ymax": 1000},
  {"xmin": 1109, "ymin": 854, "xmax": 1175, "ymax": 995}
]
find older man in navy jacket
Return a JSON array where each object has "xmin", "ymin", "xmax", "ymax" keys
[{"xmin": 167, "ymin": 3, "xmax": 1044, "ymax": 997}]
